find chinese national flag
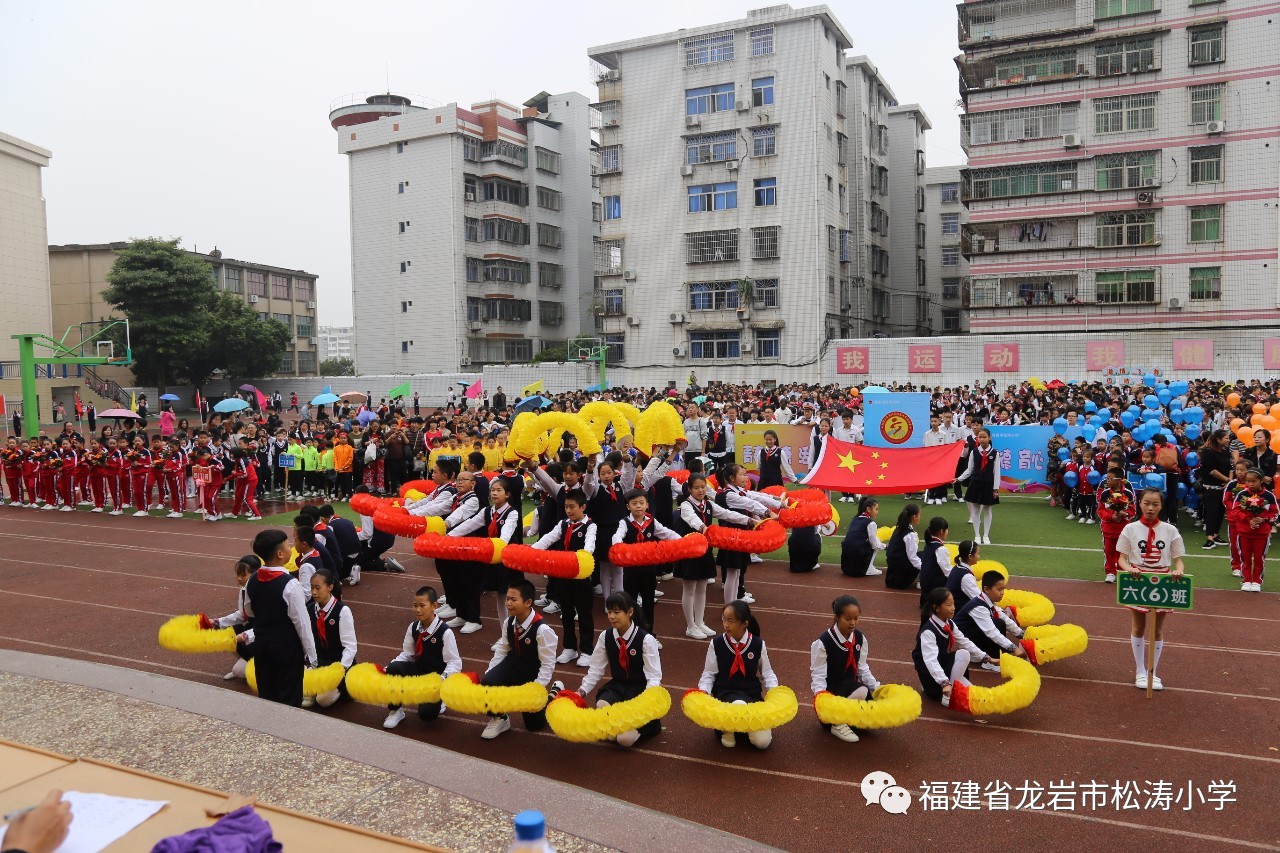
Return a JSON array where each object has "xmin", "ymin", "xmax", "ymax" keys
[{"xmin": 799, "ymin": 436, "xmax": 965, "ymax": 495}]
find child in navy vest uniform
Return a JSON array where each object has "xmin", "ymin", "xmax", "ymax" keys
[
  {"xmin": 293, "ymin": 524, "xmax": 327, "ymax": 600},
  {"xmin": 612, "ymin": 490, "xmax": 680, "ymax": 637},
  {"xmin": 307, "ymin": 569, "xmax": 357, "ymax": 708},
  {"xmin": 450, "ymin": 478, "xmax": 524, "ymax": 624},
  {"xmin": 480, "ymin": 580, "xmax": 564, "ymax": 740},
  {"xmin": 532, "ymin": 489, "xmax": 597, "ymax": 666},
  {"xmin": 916, "ymin": 517, "xmax": 952, "ymax": 606},
  {"xmin": 530, "ymin": 459, "xmax": 587, "ymax": 617},
  {"xmin": 912, "ymin": 588, "xmax": 992, "ymax": 707},
  {"xmin": 585, "ymin": 455, "xmax": 632, "ymax": 601},
  {"xmin": 437, "ymin": 471, "xmax": 485, "ymax": 633},
  {"xmin": 716, "ymin": 464, "xmax": 783, "ymax": 605},
  {"xmin": 212, "ymin": 555, "xmax": 259, "ymax": 683},
  {"xmin": 383, "ymin": 585, "xmax": 462, "ymax": 729},
  {"xmin": 641, "ymin": 449, "xmax": 697, "ymax": 588},
  {"xmin": 754, "ymin": 430, "xmax": 796, "ymax": 490},
  {"xmin": 957, "ymin": 427, "xmax": 1000, "ymax": 545},
  {"xmin": 672, "ymin": 474, "xmax": 750, "ymax": 639},
  {"xmin": 810, "ymin": 595, "xmax": 882, "ymax": 743},
  {"xmin": 944, "ymin": 540, "xmax": 982, "ymax": 607},
  {"xmin": 697, "ymin": 601, "xmax": 779, "ymax": 750},
  {"xmin": 237, "ymin": 530, "xmax": 318, "ymax": 708},
  {"xmin": 884, "ymin": 504, "xmax": 923, "ymax": 590},
  {"xmin": 953, "ymin": 570, "xmax": 1026, "ymax": 665},
  {"xmin": 577, "ymin": 592, "xmax": 664, "ymax": 747},
  {"xmin": 840, "ymin": 497, "xmax": 886, "ymax": 578}
]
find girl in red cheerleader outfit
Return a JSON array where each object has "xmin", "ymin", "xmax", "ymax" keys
[
  {"xmin": 164, "ymin": 438, "xmax": 188, "ymax": 518},
  {"xmin": 2, "ymin": 438, "xmax": 24, "ymax": 506},
  {"xmin": 1223, "ymin": 459, "xmax": 1249, "ymax": 580},
  {"xmin": 1226, "ymin": 469, "xmax": 1277, "ymax": 593},
  {"xmin": 72, "ymin": 437, "xmax": 91, "ymax": 506},
  {"xmin": 229, "ymin": 447, "xmax": 262, "ymax": 520},
  {"xmin": 35, "ymin": 439, "xmax": 58, "ymax": 508},
  {"xmin": 1096, "ymin": 465, "xmax": 1136, "ymax": 584}
]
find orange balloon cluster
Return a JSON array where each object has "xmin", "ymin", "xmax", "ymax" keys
[
  {"xmin": 373, "ymin": 505, "xmax": 428, "ymax": 538},
  {"xmin": 705, "ymin": 519, "xmax": 788, "ymax": 553},
  {"xmin": 777, "ymin": 500, "xmax": 834, "ymax": 529},
  {"xmin": 1227, "ymin": 392, "xmax": 1241, "ymax": 407},
  {"xmin": 350, "ymin": 493, "xmax": 391, "ymax": 516},
  {"xmin": 398, "ymin": 479, "xmax": 436, "ymax": 498},
  {"xmin": 608, "ymin": 533, "xmax": 709, "ymax": 566}
]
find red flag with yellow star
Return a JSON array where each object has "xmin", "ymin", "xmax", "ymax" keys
[{"xmin": 798, "ymin": 436, "xmax": 965, "ymax": 494}]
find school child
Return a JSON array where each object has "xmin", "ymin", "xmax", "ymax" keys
[
  {"xmin": 383, "ymin": 585, "xmax": 462, "ymax": 729},
  {"xmin": 84, "ymin": 439, "xmax": 107, "ymax": 512},
  {"xmin": 884, "ymin": 504, "xmax": 923, "ymax": 590},
  {"xmin": 450, "ymin": 478, "xmax": 523, "ymax": 624},
  {"xmin": 190, "ymin": 448, "xmax": 219, "ymax": 521},
  {"xmin": 224, "ymin": 447, "xmax": 257, "ymax": 519},
  {"xmin": 1096, "ymin": 466, "xmax": 1138, "ymax": 583},
  {"xmin": 124, "ymin": 437, "xmax": 151, "ymax": 516},
  {"xmin": 912, "ymin": 588, "xmax": 993, "ymax": 706},
  {"xmin": 1226, "ymin": 469, "xmax": 1277, "ymax": 592},
  {"xmin": 1117, "ymin": 488, "xmax": 1188, "ymax": 690},
  {"xmin": 20, "ymin": 441, "xmax": 40, "ymax": 508},
  {"xmin": 285, "ymin": 435, "xmax": 305, "ymax": 498},
  {"xmin": 585, "ymin": 455, "xmax": 631, "ymax": 600},
  {"xmin": 840, "ymin": 497, "xmax": 886, "ymax": 578},
  {"xmin": 211, "ymin": 554, "xmax": 259, "ymax": 682},
  {"xmin": 464, "ymin": 451, "xmax": 491, "ymax": 507},
  {"xmin": 529, "ymin": 458, "xmax": 587, "ymax": 615},
  {"xmin": 952, "ymin": 570, "xmax": 1026, "ymax": 664},
  {"xmin": 716, "ymin": 463, "xmax": 783, "ymax": 604},
  {"xmin": 532, "ymin": 489, "xmax": 597, "ymax": 666},
  {"xmin": 163, "ymin": 437, "xmax": 188, "ymax": 518},
  {"xmin": 1223, "ymin": 459, "xmax": 1250, "ymax": 580},
  {"xmin": 307, "ymin": 569, "xmax": 357, "ymax": 708},
  {"xmin": 2, "ymin": 438, "xmax": 24, "ymax": 506},
  {"xmin": 754, "ymin": 429, "xmax": 796, "ymax": 490},
  {"xmin": 105, "ymin": 438, "xmax": 126, "ymax": 514},
  {"xmin": 944, "ymin": 540, "xmax": 982, "ymax": 607},
  {"xmin": 577, "ymin": 591, "xmax": 664, "ymax": 747},
  {"xmin": 293, "ymin": 523, "xmax": 326, "ymax": 599},
  {"xmin": 333, "ymin": 433, "xmax": 354, "ymax": 500},
  {"xmin": 1062, "ymin": 452, "xmax": 1081, "ymax": 520},
  {"xmin": 479, "ymin": 579, "xmax": 564, "ymax": 740},
  {"xmin": 35, "ymin": 438, "xmax": 58, "ymax": 509},
  {"xmin": 236, "ymin": 529, "xmax": 319, "ymax": 707},
  {"xmin": 72, "ymin": 437, "xmax": 91, "ymax": 506},
  {"xmin": 916, "ymin": 517, "xmax": 952, "ymax": 605},
  {"xmin": 1075, "ymin": 449, "xmax": 1099, "ymax": 524},
  {"xmin": 353, "ymin": 485, "xmax": 405, "ymax": 574},
  {"xmin": 296, "ymin": 504, "xmax": 341, "ymax": 577},
  {"xmin": 54, "ymin": 439, "xmax": 77, "ymax": 511},
  {"xmin": 319, "ymin": 441, "xmax": 336, "ymax": 499},
  {"xmin": 302, "ymin": 438, "xmax": 321, "ymax": 497},
  {"xmin": 697, "ymin": 600, "xmax": 779, "ymax": 749},
  {"xmin": 611, "ymin": 489, "xmax": 680, "ymax": 635},
  {"xmin": 788, "ymin": 509, "xmax": 836, "ymax": 574},
  {"xmin": 672, "ymin": 474, "xmax": 751, "ymax": 638},
  {"xmin": 809, "ymin": 595, "xmax": 882, "ymax": 743},
  {"xmin": 957, "ymin": 427, "xmax": 1000, "ymax": 545}
]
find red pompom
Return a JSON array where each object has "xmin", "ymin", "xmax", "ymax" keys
[
  {"xmin": 705, "ymin": 519, "xmax": 787, "ymax": 553},
  {"xmin": 778, "ymin": 500, "xmax": 833, "ymax": 529},
  {"xmin": 501, "ymin": 544, "xmax": 587, "ymax": 579},
  {"xmin": 198, "ymin": 613, "xmax": 216, "ymax": 631},
  {"xmin": 373, "ymin": 506, "xmax": 427, "ymax": 538},
  {"xmin": 682, "ymin": 688, "xmax": 708, "ymax": 699},
  {"xmin": 609, "ymin": 533, "xmax": 708, "ymax": 566},
  {"xmin": 760, "ymin": 485, "xmax": 788, "ymax": 499},
  {"xmin": 375, "ymin": 663, "xmax": 387, "ymax": 674},
  {"xmin": 948, "ymin": 682, "xmax": 973, "ymax": 714},
  {"xmin": 812, "ymin": 690, "xmax": 833, "ymax": 709},
  {"xmin": 398, "ymin": 479, "xmax": 437, "ymax": 499},
  {"xmin": 414, "ymin": 532, "xmax": 496, "ymax": 563},
  {"xmin": 1020, "ymin": 638, "xmax": 1040, "ymax": 665},
  {"xmin": 556, "ymin": 690, "xmax": 589, "ymax": 709},
  {"xmin": 350, "ymin": 493, "xmax": 389, "ymax": 516},
  {"xmin": 668, "ymin": 469, "xmax": 691, "ymax": 484},
  {"xmin": 788, "ymin": 488, "xmax": 829, "ymax": 503},
  {"xmin": 464, "ymin": 671, "xmax": 481, "ymax": 685}
]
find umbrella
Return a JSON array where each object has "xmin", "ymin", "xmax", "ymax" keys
[
  {"xmin": 311, "ymin": 393, "xmax": 341, "ymax": 406},
  {"xmin": 339, "ymin": 391, "xmax": 367, "ymax": 401},
  {"xmin": 99, "ymin": 408, "xmax": 139, "ymax": 419},
  {"xmin": 159, "ymin": 393, "xmax": 179, "ymax": 401},
  {"xmin": 693, "ymin": 395, "xmax": 707, "ymax": 404},
  {"xmin": 214, "ymin": 398, "xmax": 250, "ymax": 413},
  {"xmin": 357, "ymin": 410, "xmax": 378, "ymax": 426},
  {"xmin": 238, "ymin": 384, "xmax": 257, "ymax": 392},
  {"xmin": 514, "ymin": 396, "xmax": 553, "ymax": 414}
]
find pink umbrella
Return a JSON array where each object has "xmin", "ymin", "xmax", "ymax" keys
[
  {"xmin": 339, "ymin": 391, "xmax": 367, "ymax": 400},
  {"xmin": 99, "ymin": 408, "xmax": 140, "ymax": 418}
]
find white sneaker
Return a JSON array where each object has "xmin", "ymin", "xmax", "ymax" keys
[
  {"xmin": 1150, "ymin": 675, "xmax": 1164, "ymax": 691},
  {"xmin": 1085, "ymin": 519, "xmax": 1095, "ymax": 525},
  {"xmin": 58, "ymin": 505, "xmax": 72, "ymax": 512},
  {"xmin": 980, "ymin": 660, "xmax": 1002, "ymax": 674},
  {"xmin": 740, "ymin": 592, "xmax": 755, "ymax": 604},
  {"xmin": 1066, "ymin": 513, "xmax": 1076, "ymax": 520},
  {"xmin": 652, "ymin": 590, "xmax": 664, "ymax": 597},
  {"xmin": 446, "ymin": 617, "xmax": 465, "ymax": 629},
  {"xmin": 109, "ymin": 509, "xmax": 123, "ymax": 516},
  {"xmin": 720, "ymin": 731, "xmax": 736, "ymax": 748},
  {"xmin": 461, "ymin": 622, "xmax": 484, "ymax": 634},
  {"xmin": 222, "ymin": 670, "xmax": 238, "ymax": 681},
  {"xmin": 41, "ymin": 504, "xmax": 54, "ymax": 510},
  {"xmin": 657, "ymin": 572, "xmax": 674, "ymax": 581},
  {"xmin": 830, "ymin": 723, "xmax": 860, "ymax": 743},
  {"xmin": 686, "ymin": 627, "xmax": 709, "ymax": 639},
  {"xmin": 616, "ymin": 729, "xmax": 641, "ymax": 748},
  {"xmin": 1241, "ymin": 582, "xmax": 1251, "ymax": 592},
  {"xmin": 592, "ymin": 584, "xmax": 603, "ymax": 595},
  {"xmin": 749, "ymin": 554, "xmax": 763, "ymax": 563},
  {"xmin": 166, "ymin": 511, "xmax": 182, "ymax": 519},
  {"xmin": 556, "ymin": 649, "xmax": 577, "ymax": 663},
  {"xmin": 1105, "ymin": 573, "xmax": 1116, "ymax": 584},
  {"xmin": 1231, "ymin": 569, "xmax": 1243, "ymax": 578},
  {"xmin": 77, "ymin": 500, "xmax": 92, "ymax": 506},
  {"xmin": 481, "ymin": 715, "xmax": 511, "ymax": 739},
  {"xmin": 576, "ymin": 653, "xmax": 592, "ymax": 667},
  {"xmin": 383, "ymin": 709, "xmax": 405, "ymax": 729},
  {"xmin": 435, "ymin": 606, "xmax": 457, "ymax": 620},
  {"xmin": 91, "ymin": 507, "xmax": 104, "ymax": 513},
  {"xmin": 121, "ymin": 504, "xmax": 132, "ymax": 510},
  {"xmin": 697, "ymin": 623, "xmax": 716, "ymax": 638},
  {"xmin": 981, "ymin": 536, "xmax": 992, "ymax": 545},
  {"xmin": 133, "ymin": 510, "xmax": 148, "ymax": 517},
  {"xmin": 543, "ymin": 602, "xmax": 562, "ymax": 615},
  {"xmin": 224, "ymin": 512, "xmax": 238, "ymax": 519},
  {"xmin": 301, "ymin": 696, "xmax": 315, "ymax": 708},
  {"xmin": 865, "ymin": 567, "xmax": 883, "ymax": 577},
  {"xmin": 1135, "ymin": 673, "xmax": 1149, "ymax": 690},
  {"xmin": 1077, "ymin": 517, "xmax": 1086, "ymax": 524},
  {"xmin": 534, "ymin": 596, "xmax": 549, "ymax": 607}
]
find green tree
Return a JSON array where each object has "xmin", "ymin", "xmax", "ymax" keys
[
  {"xmin": 208, "ymin": 293, "xmax": 291, "ymax": 379},
  {"xmin": 319, "ymin": 356, "xmax": 356, "ymax": 376}
]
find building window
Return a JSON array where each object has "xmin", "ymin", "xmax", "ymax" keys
[
  {"xmin": 401, "ymin": 341, "xmax": 410, "ymax": 353},
  {"xmin": 1095, "ymin": 269, "xmax": 1156, "ymax": 303},
  {"xmin": 752, "ymin": 226, "xmax": 780, "ymax": 260},
  {"xmin": 943, "ymin": 310, "xmax": 960, "ymax": 332},
  {"xmin": 753, "ymin": 178, "xmax": 776, "ymax": 207},
  {"xmin": 1189, "ymin": 204, "xmax": 1223, "ymax": 243},
  {"xmin": 395, "ymin": 141, "xmax": 405, "ymax": 154},
  {"xmin": 482, "ymin": 219, "xmax": 529, "ymax": 245},
  {"xmin": 940, "ymin": 213, "xmax": 960, "ymax": 235},
  {"xmin": 1095, "ymin": 0, "xmax": 1155, "ymax": 19},
  {"xmin": 599, "ymin": 144, "xmax": 622, "ymax": 173},
  {"xmin": 539, "ymin": 301, "xmax": 564, "ymax": 325},
  {"xmin": 296, "ymin": 316, "xmax": 313, "ymax": 338},
  {"xmin": 462, "ymin": 136, "xmax": 481, "ymax": 161},
  {"xmin": 1095, "ymin": 151, "xmax": 1157, "ymax": 190},
  {"xmin": 688, "ymin": 182, "xmax": 738, "ymax": 213},
  {"xmin": 484, "ymin": 260, "xmax": 531, "ymax": 284},
  {"xmin": 963, "ymin": 104, "xmax": 1075, "ymax": 145},
  {"xmin": 940, "ymin": 183, "xmax": 960, "ymax": 203},
  {"xmin": 295, "ymin": 279, "xmax": 314, "ymax": 301},
  {"xmin": 464, "ymin": 217, "xmax": 481, "ymax": 242},
  {"xmin": 1094, "ymin": 92, "xmax": 1156, "ymax": 133},
  {"xmin": 1189, "ymin": 25, "xmax": 1225, "ymax": 64},
  {"xmin": 686, "ymin": 132, "xmax": 736, "ymax": 164},
  {"xmin": 537, "ymin": 223, "xmax": 563, "ymax": 249},
  {"xmin": 1096, "ymin": 210, "xmax": 1157, "ymax": 247},
  {"xmin": 480, "ymin": 140, "xmax": 528, "ymax": 165},
  {"xmin": 475, "ymin": 299, "xmax": 532, "ymax": 322},
  {"xmin": 751, "ymin": 76, "xmax": 774, "ymax": 107},
  {"xmin": 686, "ymin": 83, "xmax": 735, "ymax": 115},
  {"xmin": 538, "ymin": 262, "xmax": 563, "ymax": 289},
  {"xmin": 602, "ymin": 333, "xmax": 625, "ymax": 363},
  {"xmin": 1189, "ymin": 146, "xmax": 1223, "ymax": 184},
  {"xmin": 751, "ymin": 126, "xmax": 777, "ymax": 157},
  {"xmin": 688, "ymin": 280, "xmax": 741, "ymax": 311},
  {"xmin": 278, "ymin": 353, "xmax": 294, "ymax": 373},
  {"xmin": 750, "ymin": 26, "xmax": 774, "ymax": 56},
  {"xmin": 1189, "ymin": 83, "xmax": 1223, "ymax": 125},
  {"xmin": 690, "ymin": 331, "xmax": 741, "ymax": 360},
  {"xmin": 272, "ymin": 313, "xmax": 292, "ymax": 333},
  {"xmin": 602, "ymin": 289, "xmax": 625, "ymax": 316},
  {"xmin": 483, "ymin": 178, "xmax": 528, "ymax": 206},
  {"xmin": 296, "ymin": 351, "xmax": 315, "ymax": 373},
  {"xmin": 1189, "ymin": 266, "xmax": 1222, "ymax": 300},
  {"xmin": 592, "ymin": 202, "xmax": 602, "ymax": 222},
  {"xmin": 536, "ymin": 187, "xmax": 562, "ymax": 211},
  {"xmin": 535, "ymin": 147, "xmax": 561, "ymax": 173},
  {"xmin": 839, "ymin": 230, "xmax": 853, "ymax": 262},
  {"xmin": 684, "ymin": 31, "xmax": 734, "ymax": 67},
  {"xmin": 686, "ymin": 229, "xmax": 739, "ymax": 263},
  {"xmin": 401, "ymin": 301, "xmax": 410, "ymax": 313},
  {"xmin": 1095, "ymin": 37, "xmax": 1157, "ymax": 76},
  {"xmin": 224, "ymin": 268, "xmax": 242, "ymax": 294},
  {"xmin": 398, "ymin": 181, "xmax": 406, "ymax": 193},
  {"xmin": 941, "ymin": 246, "xmax": 960, "ymax": 266},
  {"xmin": 942, "ymin": 278, "xmax": 961, "ymax": 300},
  {"xmin": 465, "ymin": 257, "xmax": 484, "ymax": 282},
  {"xmin": 755, "ymin": 330, "xmax": 780, "ymax": 360},
  {"xmin": 246, "ymin": 271, "xmax": 267, "ymax": 296},
  {"xmin": 595, "ymin": 237, "xmax": 624, "ymax": 275},
  {"xmin": 969, "ymin": 162, "xmax": 1078, "ymax": 199},
  {"xmin": 399, "ymin": 221, "xmax": 409, "ymax": 233},
  {"xmin": 603, "ymin": 195, "xmax": 621, "ymax": 220},
  {"xmin": 827, "ymin": 225, "xmax": 837, "ymax": 252},
  {"xmin": 993, "ymin": 50, "xmax": 1077, "ymax": 84},
  {"xmin": 753, "ymin": 277, "xmax": 779, "ymax": 308}
]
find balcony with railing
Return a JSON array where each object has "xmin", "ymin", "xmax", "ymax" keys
[
  {"xmin": 961, "ymin": 219, "xmax": 1085, "ymax": 256},
  {"xmin": 958, "ymin": 0, "xmax": 1085, "ymax": 47},
  {"xmin": 966, "ymin": 274, "xmax": 1083, "ymax": 309}
]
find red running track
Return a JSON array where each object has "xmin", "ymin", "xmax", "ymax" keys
[{"xmin": 1, "ymin": 510, "xmax": 1279, "ymax": 851}]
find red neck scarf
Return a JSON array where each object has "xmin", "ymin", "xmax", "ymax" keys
[
  {"xmin": 315, "ymin": 602, "xmax": 329, "ymax": 643},
  {"xmin": 727, "ymin": 631, "xmax": 751, "ymax": 678},
  {"xmin": 837, "ymin": 628, "xmax": 856, "ymax": 673},
  {"xmin": 563, "ymin": 520, "xmax": 579, "ymax": 551},
  {"xmin": 617, "ymin": 629, "xmax": 631, "ymax": 675},
  {"xmin": 978, "ymin": 448, "xmax": 991, "ymax": 471},
  {"xmin": 1140, "ymin": 516, "xmax": 1161, "ymax": 562},
  {"xmin": 256, "ymin": 567, "xmax": 288, "ymax": 582},
  {"xmin": 934, "ymin": 616, "xmax": 955, "ymax": 652},
  {"xmin": 414, "ymin": 621, "xmax": 428, "ymax": 657}
]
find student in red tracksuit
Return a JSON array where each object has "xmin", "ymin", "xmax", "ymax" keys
[
  {"xmin": 105, "ymin": 438, "xmax": 126, "ymax": 514},
  {"xmin": 39, "ymin": 439, "xmax": 62, "ymax": 508},
  {"xmin": 229, "ymin": 447, "xmax": 262, "ymax": 520},
  {"xmin": 1226, "ymin": 469, "xmax": 1277, "ymax": 593},
  {"xmin": 72, "ymin": 437, "xmax": 91, "ymax": 506},
  {"xmin": 164, "ymin": 438, "xmax": 188, "ymax": 517},
  {"xmin": 1096, "ymin": 465, "xmax": 1137, "ymax": 584},
  {"xmin": 2, "ymin": 438, "xmax": 24, "ymax": 506},
  {"xmin": 207, "ymin": 443, "xmax": 228, "ymax": 519},
  {"xmin": 127, "ymin": 437, "xmax": 152, "ymax": 517},
  {"xmin": 86, "ymin": 439, "xmax": 109, "ymax": 512},
  {"xmin": 57, "ymin": 439, "xmax": 79, "ymax": 511},
  {"xmin": 1223, "ymin": 459, "xmax": 1249, "ymax": 580},
  {"xmin": 20, "ymin": 441, "xmax": 40, "ymax": 507},
  {"xmin": 148, "ymin": 436, "xmax": 168, "ymax": 510}
]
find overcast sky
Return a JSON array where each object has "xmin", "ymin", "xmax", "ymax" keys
[{"xmin": 1, "ymin": 0, "xmax": 963, "ymax": 326}]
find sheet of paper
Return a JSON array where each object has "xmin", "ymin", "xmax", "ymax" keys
[{"xmin": 1, "ymin": 791, "xmax": 168, "ymax": 853}]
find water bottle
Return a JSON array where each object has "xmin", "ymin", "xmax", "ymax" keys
[{"xmin": 508, "ymin": 810, "xmax": 556, "ymax": 853}]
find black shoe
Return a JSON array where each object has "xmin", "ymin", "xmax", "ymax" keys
[{"xmin": 1201, "ymin": 539, "xmax": 1218, "ymax": 550}]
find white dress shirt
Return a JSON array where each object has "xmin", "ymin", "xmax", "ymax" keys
[
  {"xmin": 918, "ymin": 616, "xmax": 988, "ymax": 685},
  {"xmin": 611, "ymin": 514, "xmax": 680, "ymax": 544},
  {"xmin": 579, "ymin": 624, "xmax": 662, "ymax": 695},
  {"xmin": 966, "ymin": 593, "xmax": 1023, "ymax": 651},
  {"xmin": 450, "ymin": 503, "xmax": 520, "ymax": 540},
  {"xmin": 678, "ymin": 498, "xmax": 750, "ymax": 531},
  {"xmin": 809, "ymin": 626, "xmax": 881, "ymax": 695},
  {"xmin": 240, "ymin": 570, "xmax": 318, "ymax": 667},
  {"xmin": 534, "ymin": 517, "xmax": 597, "ymax": 554},
  {"xmin": 314, "ymin": 596, "xmax": 358, "ymax": 668},
  {"xmin": 697, "ymin": 632, "xmax": 779, "ymax": 692},
  {"xmin": 486, "ymin": 612, "xmax": 559, "ymax": 686},
  {"xmin": 391, "ymin": 616, "xmax": 462, "ymax": 676}
]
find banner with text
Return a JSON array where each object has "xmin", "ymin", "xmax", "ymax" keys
[
  {"xmin": 735, "ymin": 423, "xmax": 816, "ymax": 477},
  {"xmin": 863, "ymin": 392, "xmax": 931, "ymax": 449},
  {"xmin": 985, "ymin": 424, "xmax": 1054, "ymax": 494}
]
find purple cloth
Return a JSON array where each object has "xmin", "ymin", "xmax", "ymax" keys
[{"xmin": 150, "ymin": 806, "xmax": 281, "ymax": 853}]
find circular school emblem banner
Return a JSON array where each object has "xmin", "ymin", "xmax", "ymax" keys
[{"xmin": 880, "ymin": 411, "xmax": 913, "ymax": 445}]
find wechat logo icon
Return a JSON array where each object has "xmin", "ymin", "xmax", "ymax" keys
[{"xmin": 861, "ymin": 770, "xmax": 911, "ymax": 815}]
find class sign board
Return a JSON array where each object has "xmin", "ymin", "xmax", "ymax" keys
[
  {"xmin": 278, "ymin": 454, "xmax": 297, "ymax": 468},
  {"xmin": 1117, "ymin": 573, "xmax": 1194, "ymax": 610}
]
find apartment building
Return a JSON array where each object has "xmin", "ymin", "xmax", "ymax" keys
[
  {"xmin": 330, "ymin": 92, "xmax": 595, "ymax": 372},
  {"xmin": 317, "ymin": 325, "xmax": 353, "ymax": 362},
  {"xmin": 885, "ymin": 105, "xmax": 934, "ymax": 336},
  {"xmin": 924, "ymin": 165, "xmax": 970, "ymax": 334},
  {"xmin": 957, "ymin": 0, "xmax": 1279, "ymax": 334}
]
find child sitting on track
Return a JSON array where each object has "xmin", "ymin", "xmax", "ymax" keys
[
  {"xmin": 912, "ymin": 588, "xmax": 993, "ymax": 707},
  {"xmin": 810, "ymin": 595, "xmax": 881, "ymax": 743},
  {"xmin": 576, "ymin": 591, "xmax": 664, "ymax": 747},
  {"xmin": 479, "ymin": 579, "xmax": 563, "ymax": 740},
  {"xmin": 212, "ymin": 555, "xmax": 260, "ymax": 682},
  {"xmin": 383, "ymin": 585, "xmax": 461, "ymax": 729},
  {"xmin": 840, "ymin": 497, "xmax": 885, "ymax": 578},
  {"xmin": 697, "ymin": 600, "xmax": 779, "ymax": 750},
  {"xmin": 951, "ymin": 570, "xmax": 1025, "ymax": 666},
  {"xmin": 307, "ymin": 568, "xmax": 357, "ymax": 708},
  {"xmin": 884, "ymin": 504, "xmax": 923, "ymax": 590}
]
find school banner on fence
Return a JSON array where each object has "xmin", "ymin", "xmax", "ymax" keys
[
  {"xmin": 863, "ymin": 393, "xmax": 931, "ymax": 449},
  {"xmin": 985, "ymin": 424, "xmax": 1053, "ymax": 494},
  {"xmin": 734, "ymin": 423, "xmax": 815, "ymax": 477}
]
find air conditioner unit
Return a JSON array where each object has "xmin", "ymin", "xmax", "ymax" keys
[
  {"xmin": 627, "ymin": 317, "xmax": 640, "ymax": 327},
  {"xmin": 1168, "ymin": 297, "xmax": 1183, "ymax": 310},
  {"xmin": 736, "ymin": 100, "xmax": 750, "ymax": 112},
  {"xmin": 680, "ymin": 164, "xmax": 694, "ymax": 177},
  {"xmin": 972, "ymin": 237, "xmax": 987, "ymax": 253},
  {"xmin": 673, "ymin": 345, "xmax": 688, "ymax": 357},
  {"xmin": 685, "ymin": 115, "xmax": 701, "ymax": 128},
  {"xmin": 606, "ymin": 119, "xmax": 619, "ymax": 127},
  {"xmin": 726, "ymin": 160, "xmax": 739, "ymax": 171},
  {"xmin": 605, "ymin": 69, "xmax": 621, "ymax": 81},
  {"xmin": 1206, "ymin": 120, "xmax": 1225, "ymax": 135},
  {"xmin": 736, "ymin": 307, "xmax": 750, "ymax": 320},
  {"xmin": 248, "ymin": 294, "xmax": 259, "ymax": 304},
  {"xmin": 1141, "ymin": 177, "xmax": 1158, "ymax": 187},
  {"xmin": 459, "ymin": 356, "xmax": 472, "ymax": 366},
  {"xmin": 306, "ymin": 301, "xmax": 316, "ymax": 309},
  {"xmin": 1136, "ymin": 190, "xmax": 1155, "ymax": 205},
  {"xmin": 1062, "ymin": 133, "xmax": 1080, "ymax": 149},
  {"xmin": 669, "ymin": 312, "xmax": 687, "ymax": 324},
  {"xmin": 622, "ymin": 269, "xmax": 637, "ymax": 281},
  {"xmin": 464, "ymin": 190, "xmax": 476, "ymax": 201},
  {"xmin": 309, "ymin": 337, "xmax": 317, "ymax": 344},
  {"xmin": 468, "ymin": 321, "xmax": 483, "ymax": 331}
]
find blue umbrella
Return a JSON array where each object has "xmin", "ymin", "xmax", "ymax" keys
[
  {"xmin": 357, "ymin": 409, "xmax": 378, "ymax": 426},
  {"xmin": 159, "ymin": 393, "xmax": 180, "ymax": 401},
  {"xmin": 311, "ymin": 393, "xmax": 341, "ymax": 406},
  {"xmin": 514, "ymin": 395, "xmax": 553, "ymax": 414},
  {"xmin": 213, "ymin": 398, "xmax": 250, "ymax": 413}
]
